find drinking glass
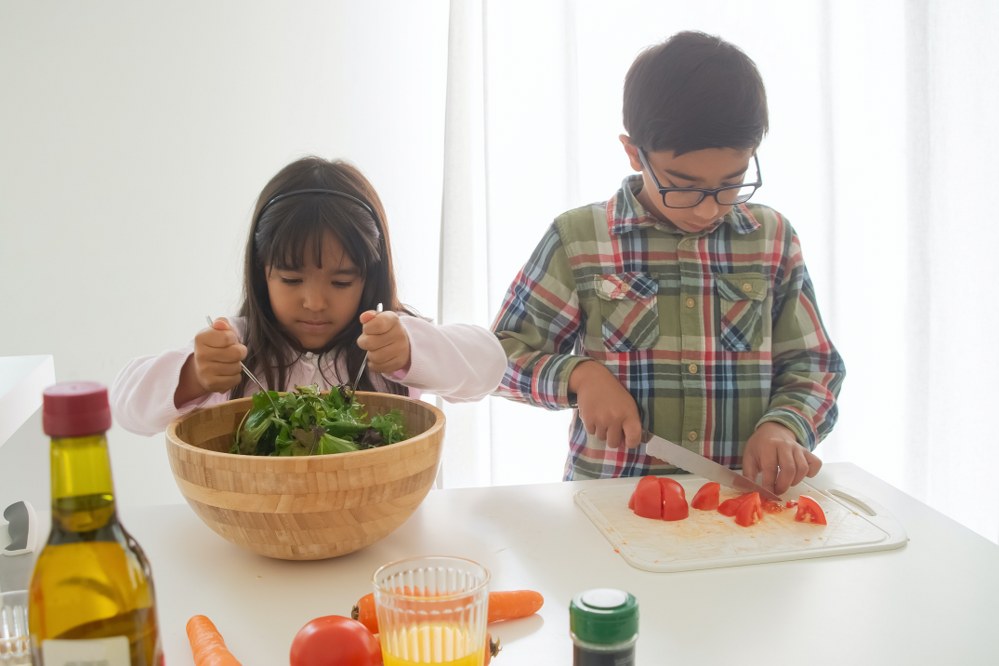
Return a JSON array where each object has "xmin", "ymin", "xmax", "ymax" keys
[
  {"xmin": 0, "ymin": 590, "xmax": 30, "ymax": 666},
  {"xmin": 373, "ymin": 556, "xmax": 490, "ymax": 666}
]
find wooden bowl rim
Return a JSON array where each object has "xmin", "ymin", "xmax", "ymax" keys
[{"xmin": 165, "ymin": 390, "xmax": 445, "ymax": 463}]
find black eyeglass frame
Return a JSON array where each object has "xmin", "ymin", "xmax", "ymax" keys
[{"xmin": 637, "ymin": 148, "xmax": 763, "ymax": 209}]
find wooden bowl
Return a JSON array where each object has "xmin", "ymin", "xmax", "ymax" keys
[{"xmin": 165, "ymin": 391, "xmax": 444, "ymax": 560}]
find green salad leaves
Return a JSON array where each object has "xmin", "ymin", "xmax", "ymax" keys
[{"xmin": 232, "ymin": 385, "xmax": 409, "ymax": 457}]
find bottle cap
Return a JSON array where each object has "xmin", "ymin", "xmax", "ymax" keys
[
  {"xmin": 42, "ymin": 381, "xmax": 112, "ymax": 437},
  {"xmin": 569, "ymin": 588, "xmax": 639, "ymax": 646}
]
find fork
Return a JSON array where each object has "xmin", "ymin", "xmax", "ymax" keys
[{"xmin": 345, "ymin": 302, "xmax": 383, "ymax": 401}]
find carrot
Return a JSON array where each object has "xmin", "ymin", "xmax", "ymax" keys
[
  {"xmin": 352, "ymin": 590, "xmax": 544, "ymax": 634},
  {"xmin": 485, "ymin": 632, "xmax": 502, "ymax": 664},
  {"xmin": 186, "ymin": 614, "xmax": 242, "ymax": 666},
  {"xmin": 485, "ymin": 590, "xmax": 544, "ymax": 624},
  {"xmin": 353, "ymin": 593, "xmax": 379, "ymax": 633}
]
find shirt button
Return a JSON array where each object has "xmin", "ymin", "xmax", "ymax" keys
[
  {"xmin": 742, "ymin": 282, "xmax": 753, "ymax": 294},
  {"xmin": 304, "ymin": 352, "xmax": 316, "ymax": 361},
  {"xmin": 687, "ymin": 431, "xmax": 698, "ymax": 442},
  {"xmin": 688, "ymin": 363, "xmax": 698, "ymax": 374},
  {"xmin": 685, "ymin": 297, "xmax": 696, "ymax": 309}
]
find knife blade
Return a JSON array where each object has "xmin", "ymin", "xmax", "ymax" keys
[{"xmin": 644, "ymin": 433, "xmax": 782, "ymax": 502}]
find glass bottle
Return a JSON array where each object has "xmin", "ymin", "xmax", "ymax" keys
[
  {"xmin": 569, "ymin": 588, "xmax": 638, "ymax": 666},
  {"xmin": 28, "ymin": 381, "xmax": 163, "ymax": 665}
]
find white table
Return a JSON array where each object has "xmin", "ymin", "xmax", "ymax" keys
[
  {"xmin": 0, "ymin": 355, "xmax": 55, "ymax": 449},
  {"xmin": 118, "ymin": 462, "xmax": 999, "ymax": 665}
]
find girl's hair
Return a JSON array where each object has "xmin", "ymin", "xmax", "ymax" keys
[
  {"xmin": 234, "ymin": 156, "xmax": 409, "ymax": 397},
  {"xmin": 623, "ymin": 31, "xmax": 769, "ymax": 155}
]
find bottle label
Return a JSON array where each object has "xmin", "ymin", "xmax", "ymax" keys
[{"xmin": 41, "ymin": 636, "xmax": 130, "ymax": 666}]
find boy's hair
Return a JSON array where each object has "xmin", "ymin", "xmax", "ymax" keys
[
  {"xmin": 623, "ymin": 31, "xmax": 768, "ymax": 155},
  {"xmin": 236, "ymin": 156, "xmax": 408, "ymax": 397}
]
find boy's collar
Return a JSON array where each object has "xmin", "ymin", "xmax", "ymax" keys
[{"xmin": 610, "ymin": 174, "xmax": 760, "ymax": 236}]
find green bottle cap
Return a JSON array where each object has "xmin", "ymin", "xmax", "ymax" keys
[{"xmin": 569, "ymin": 588, "xmax": 639, "ymax": 645}]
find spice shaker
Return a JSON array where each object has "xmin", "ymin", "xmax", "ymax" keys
[{"xmin": 569, "ymin": 588, "xmax": 638, "ymax": 666}]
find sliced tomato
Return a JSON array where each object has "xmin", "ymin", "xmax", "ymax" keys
[
  {"xmin": 734, "ymin": 492, "xmax": 763, "ymax": 527},
  {"xmin": 717, "ymin": 493, "xmax": 751, "ymax": 517},
  {"xmin": 658, "ymin": 477, "xmax": 689, "ymax": 521},
  {"xmin": 690, "ymin": 482, "xmax": 720, "ymax": 511},
  {"xmin": 629, "ymin": 476, "xmax": 663, "ymax": 519},
  {"xmin": 794, "ymin": 495, "xmax": 827, "ymax": 525},
  {"xmin": 762, "ymin": 499, "xmax": 785, "ymax": 514}
]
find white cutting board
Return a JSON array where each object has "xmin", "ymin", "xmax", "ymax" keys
[{"xmin": 575, "ymin": 476, "xmax": 908, "ymax": 572}]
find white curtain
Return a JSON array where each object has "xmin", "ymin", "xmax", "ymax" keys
[{"xmin": 437, "ymin": 0, "xmax": 999, "ymax": 543}]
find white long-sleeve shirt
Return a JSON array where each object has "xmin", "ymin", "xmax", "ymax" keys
[{"xmin": 110, "ymin": 315, "xmax": 506, "ymax": 436}]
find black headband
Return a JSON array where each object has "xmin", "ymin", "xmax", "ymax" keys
[{"xmin": 257, "ymin": 188, "xmax": 379, "ymax": 226}]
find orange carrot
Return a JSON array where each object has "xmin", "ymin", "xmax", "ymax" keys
[
  {"xmin": 352, "ymin": 593, "xmax": 379, "ymax": 633},
  {"xmin": 352, "ymin": 590, "xmax": 544, "ymax": 634},
  {"xmin": 485, "ymin": 632, "xmax": 502, "ymax": 664},
  {"xmin": 485, "ymin": 590, "xmax": 544, "ymax": 624},
  {"xmin": 186, "ymin": 615, "xmax": 242, "ymax": 666}
]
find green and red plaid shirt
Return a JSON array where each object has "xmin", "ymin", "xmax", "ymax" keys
[{"xmin": 491, "ymin": 175, "xmax": 845, "ymax": 480}]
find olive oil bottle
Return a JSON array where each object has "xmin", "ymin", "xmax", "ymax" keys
[{"xmin": 28, "ymin": 381, "xmax": 163, "ymax": 665}]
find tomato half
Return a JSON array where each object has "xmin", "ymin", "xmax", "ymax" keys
[
  {"xmin": 690, "ymin": 482, "xmax": 720, "ymax": 511},
  {"xmin": 717, "ymin": 493, "xmax": 750, "ymax": 517},
  {"xmin": 290, "ymin": 615, "xmax": 382, "ymax": 666},
  {"xmin": 734, "ymin": 492, "xmax": 763, "ymax": 527},
  {"xmin": 794, "ymin": 495, "xmax": 827, "ymax": 525},
  {"xmin": 629, "ymin": 476, "xmax": 689, "ymax": 521},
  {"xmin": 629, "ymin": 476, "xmax": 664, "ymax": 519},
  {"xmin": 659, "ymin": 477, "xmax": 689, "ymax": 521}
]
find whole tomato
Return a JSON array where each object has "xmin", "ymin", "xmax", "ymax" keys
[{"xmin": 290, "ymin": 615, "xmax": 383, "ymax": 666}]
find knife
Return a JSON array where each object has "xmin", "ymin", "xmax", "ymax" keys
[{"xmin": 643, "ymin": 433, "xmax": 782, "ymax": 502}]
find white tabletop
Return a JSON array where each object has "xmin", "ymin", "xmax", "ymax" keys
[
  {"xmin": 115, "ymin": 462, "xmax": 999, "ymax": 666},
  {"xmin": 0, "ymin": 355, "xmax": 55, "ymax": 449}
]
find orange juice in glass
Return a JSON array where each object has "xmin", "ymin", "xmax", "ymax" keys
[{"xmin": 373, "ymin": 556, "xmax": 490, "ymax": 666}]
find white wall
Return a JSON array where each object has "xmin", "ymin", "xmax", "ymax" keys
[{"xmin": 0, "ymin": 1, "xmax": 449, "ymax": 508}]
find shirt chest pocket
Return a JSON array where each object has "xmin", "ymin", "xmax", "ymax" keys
[
  {"xmin": 594, "ymin": 272, "xmax": 660, "ymax": 351},
  {"xmin": 715, "ymin": 272, "xmax": 767, "ymax": 352}
]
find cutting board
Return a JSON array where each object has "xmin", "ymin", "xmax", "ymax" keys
[{"xmin": 574, "ymin": 476, "xmax": 908, "ymax": 572}]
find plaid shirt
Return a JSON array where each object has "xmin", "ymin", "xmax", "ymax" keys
[{"xmin": 491, "ymin": 175, "xmax": 845, "ymax": 480}]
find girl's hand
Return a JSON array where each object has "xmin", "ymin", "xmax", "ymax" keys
[
  {"xmin": 357, "ymin": 309, "xmax": 411, "ymax": 375},
  {"xmin": 569, "ymin": 360, "xmax": 643, "ymax": 449},
  {"xmin": 175, "ymin": 318, "xmax": 248, "ymax": 406},
  {"xmin": 741, "ymin": 422, "xmax": 822, "ymax": 496}
]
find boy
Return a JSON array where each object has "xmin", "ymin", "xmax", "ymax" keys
[{"xmin": 490, "ymin": 31, "xmax": 845, "ymax": 496}]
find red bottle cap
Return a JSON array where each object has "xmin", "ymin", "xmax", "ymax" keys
[{"xmin": 42, "ymin": 381, "xmax": 112, "ymax": 437}]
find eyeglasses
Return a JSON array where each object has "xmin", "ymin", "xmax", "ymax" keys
[{"xmin": 638, "ymin": 148, "xmax": 762, "ymax": 209}]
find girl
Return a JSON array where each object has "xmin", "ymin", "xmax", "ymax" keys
[{"xmin": 111, "ymin": 156, "xmax": 506, "ymax": 436}]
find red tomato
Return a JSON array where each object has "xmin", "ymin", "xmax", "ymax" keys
[
  {"xmin": 658, "ymin": 477, "xmax": 689, "ymax": 521},
  {"xmin": 794, "ymin": 495, "xmax": 827, "ymax": 525},
  {"xmin": 734, "ymin": 492, "xmax": 763, "ymax": 527},
  {"xmin": 629, "ymin": 476, "xmax": 663, "ymax": 519},
  {"xmin": 762, "ymin": 499, "xmax": 785, "ymax": 514},
  {"xmin": 290, "ymin": 615, "xmax": 382, "ymax": 666},
  {"xmin": 717, "ymin": 493, "xmax": 750, "ymax": 517},
  {"xmin": 690, "ymin": 482, "xmax": 720, "ymax": 511}
]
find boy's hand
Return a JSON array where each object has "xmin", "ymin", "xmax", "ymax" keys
[
  {"xmin": 357, "ymin": 309, "xmax": 411, "ymax": 375},
  {"xmin": 569, "ymin": 361, "xmax": 643, "ymax": 449},
  {"xmin": 741, "ymin": 422, "xmax": 822, "ymax": 496},
  {"xmin": 175, "ymin": 318, "xmax": 247, "ymax": 406}
]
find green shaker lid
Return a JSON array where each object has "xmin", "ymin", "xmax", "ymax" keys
[{"xmin": 569, "ymin": 588, "xmax": 639, "ymax": 645}]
